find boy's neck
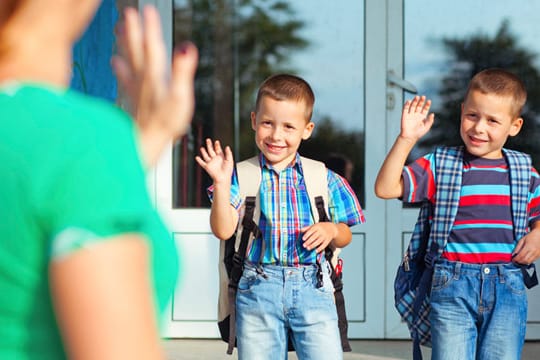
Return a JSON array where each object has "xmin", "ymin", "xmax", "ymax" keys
[
  {"xmin": 263, "ymin": 155, "xmax": 297, "ymax": 173},
  {"xmin": 464, "ymin": 147, "xmax": 504, "ymax": 160}
]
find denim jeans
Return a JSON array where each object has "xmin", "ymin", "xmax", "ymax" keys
[
  {"xmin": 430, "ymin": 259, "xmax": 527, "ymax": 360},
  {"xmin": 236, "ymin": 262, "xmax": 342, "ymax": 360}
]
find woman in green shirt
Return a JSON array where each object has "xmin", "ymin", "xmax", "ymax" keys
[{"xmin": 0, "ymin": 1, "xmax": 197, "ymax": 359}]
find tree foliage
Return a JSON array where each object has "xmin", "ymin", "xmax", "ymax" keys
[
  {"xmin": 173, "ymin": 0, "xmax": 308, "ymax": 158},
  {"xmin": 420, "ymin": 20, "xmax": 540, "ymax": 168}
]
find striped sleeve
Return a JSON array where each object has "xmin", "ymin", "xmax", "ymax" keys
[
  {"xmin": 402, "ymin": 152, "xmax": 436, "ymax": 203},
  {"xmin": 528, "ymin": 167, "xmax": 540, "ymax": 225}
]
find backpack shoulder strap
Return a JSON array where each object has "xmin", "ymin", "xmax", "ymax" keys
[
  {"xmin": 430, "ymin": 146, "xmax": 463, "ymax": 256},
  {"xmin": 503, "ymin": 148, "xmax": 532, "ymax": 240},
  {"xmin": 300, "ymin": 156, "xmax": 351, "ymax": 351},
  {"xmin": 236, "ymin": 156, "xmax": 261, "ymax": 200},
  {"xmin": 235, "ymin": 156, "xmax": 262, "ymax": 250},
  {"xmin": 300, "ymin": 156, "xmax": 329, "ymax": 222},
  {"xmin": 223, "ymin": 156, "xmax": 262, "ymax": 354},
  {"xmin": 502, "ymin": 149, "xmax": 538, "ymax": 289}
]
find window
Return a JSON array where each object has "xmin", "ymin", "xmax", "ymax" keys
[
  {"xmin": 173, "ymin": 0, "xmax": 365, "ymax": 208},
  {"xmin": 404, "ymin": 0, "xmax": 540, "ymax": 168}
]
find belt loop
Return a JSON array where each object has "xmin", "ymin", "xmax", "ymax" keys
[
  {"xmin": 454, "ymin": 261, "xmax": 462, "ymax": 279},
  {"xmin": 498, "ymin": 264, "xmax": 505, "ymax": 284}
]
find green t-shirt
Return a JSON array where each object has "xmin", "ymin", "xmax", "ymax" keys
[{"xmin": 0, "ymin": 83, "xmax": 178, "ymax": 359}]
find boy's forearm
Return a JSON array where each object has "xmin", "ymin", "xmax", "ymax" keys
[
  {"xmin": 374, "ymin": 135, "xmax": 416, "ymax": 199},
  {"xmin": 209, "ymin": 182, "xmax": 238, "ymax": 240},
  {"xmin": 332, "ymin": 223, "xmax": 352, "ymax": 248}
]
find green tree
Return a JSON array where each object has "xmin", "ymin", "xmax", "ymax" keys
[
  {"xmin": 420, "ymin": 20, "xmax": 540, "ymax": 168},
  {"xmin": 174, "ymin": 0, "xmax": 308, "ymax": 158},
  {"xmin": 172, "ymin": 0, "xmax": 309, "ymax": 206}
]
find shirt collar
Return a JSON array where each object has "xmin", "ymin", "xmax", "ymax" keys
[{"xmin": 259, "ymin": 152, "xmax": 303, "ymax": 174}]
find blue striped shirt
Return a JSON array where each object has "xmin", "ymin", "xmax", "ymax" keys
[{"xmin": 403, "ymin": 151, "xmax": 540, "ymax": 263}]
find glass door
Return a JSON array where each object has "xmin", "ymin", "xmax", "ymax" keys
[
  {"xmin": 155, "ymin": 0, "xmax": 389, "ymax": 339},
  {"xmin": 386, "ymin": 0, "xmax": 540, "ymax": 339}
]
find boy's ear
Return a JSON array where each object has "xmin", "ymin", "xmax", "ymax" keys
[
  {"xmin": 250, "ymin": 112, "xmax": 257, "ymax": 131},
  {"xmin": 302, "ymin": 121, "xmax": 315, "ymax": 140},
  {"xmin": 509, "ymin": 117, "xmax": 524, "ymax": 137}
]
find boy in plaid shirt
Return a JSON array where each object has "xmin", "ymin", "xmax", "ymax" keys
[
  {"xmin": 375, "ymin": 68, "xmax": 540, "ymax": 360},
  {"xmin": 196, "ymin": 74, "xmax": 364, "ymax": 359}
]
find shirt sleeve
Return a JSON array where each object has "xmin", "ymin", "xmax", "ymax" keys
[
  {"xmin": 402, "ymin": 152, "xmax": 437, "ymax": 203},
  {"xmin": 207, "ymin": 169, "xmax": 242, "ymax": 210},
  {"xmin": 327, "ymin": 169, "xmax": 365, "ymax": 226},
  {"xmin": 528, "ymin": 167, "xmax": 540, "ymax": 226}
]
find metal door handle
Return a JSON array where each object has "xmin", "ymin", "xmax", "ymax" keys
[{"xmin": 387, "ymin": 70, "xmax": 418, "ymax": 94}]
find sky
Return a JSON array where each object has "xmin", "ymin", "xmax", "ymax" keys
[
  {"xmin": 405, "ymin": 0, "xmax": 540, "ymax": 105},
  {"xmin": 285, "ymin": 1, "xmax": 364, "ymax": 133},
  {"xmin": 290, "ymin": 0, "xmax": 540, "ymax": 129},
  {"xmin": 172, "ymin": 0, "xmax": 540, "ymax": 132}
]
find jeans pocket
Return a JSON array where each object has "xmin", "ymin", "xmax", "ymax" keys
[
  {"xmin": 431, "ymin": 266, "xmax": 453, "ymax": 291},
  {"xmin": 504, "ymin": 269, "xmax": 526, "ymax": 295},
  {"xmin": 315, "ymin": 267, "xmax": 335, "ymax": 295},
  {"xmin": 237, "ymin": 267, "xmax": 259, "ymax": 292}
]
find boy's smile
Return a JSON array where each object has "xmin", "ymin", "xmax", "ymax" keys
[
  {"xmin": 251, "ymin": 96, "xmax": 314, "ymax": 171},
  {"xmin": 460, "ymin": 90, "xmax": 523, "ymax": 159}
]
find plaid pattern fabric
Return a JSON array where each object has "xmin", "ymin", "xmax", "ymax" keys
[
  {"xmin": 394, "ymin": 146, "xmax": 531, "ymax": 349},
  {"xmin": 209, "ymin": 153, "xmax": 365, "ymax": 265},
  {"xmin": 504, "ymin": 148, "xmax": 532, "ymax": 240}
]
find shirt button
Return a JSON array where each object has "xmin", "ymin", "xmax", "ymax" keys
[
  {"xmin": 281, "ymin": 202, "xmax": 287, "ymax": 208},
  {"xmin": 484, "ymin": 267, "xmax": 490, "ymax": 274}
]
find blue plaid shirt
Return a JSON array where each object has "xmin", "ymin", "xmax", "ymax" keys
[{"xmin": 209, "ymin": 153, "xmax": 365, "ymax": 266}]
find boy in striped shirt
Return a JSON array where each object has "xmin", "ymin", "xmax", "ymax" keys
[
  {"xmin": 196, "ymin": 74, "xmax": 365, "ymax": 359},
  {"xmin": 375, "ymin": 68, "xmax": 540, "ymax": 360}
]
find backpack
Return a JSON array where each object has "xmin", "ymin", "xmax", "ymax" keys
[
  {"xmin": 217, "ymin": 155, "xmax": 351, "ymax": 354},
  {"xmin": 394, "ymin": 146, "xmax": 538, "ymax": 360}
]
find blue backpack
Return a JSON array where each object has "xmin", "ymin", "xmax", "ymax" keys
[{"xmin": 394, "ymin": 146, "xmax": 538, "ymax": 360}]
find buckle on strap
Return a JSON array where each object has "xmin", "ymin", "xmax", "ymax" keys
[
  {"xmin": 242, "ymin": 218, "xmax": 261, "ymax": 238},
  {"xmin": 424, "ymin": 242, "xmax": 440, "ymax": 268},
  {"xmin": 519, "ymin": 263, "xmax": 539, "ymax": 289}
]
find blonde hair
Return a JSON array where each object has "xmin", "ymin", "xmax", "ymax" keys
[
  {"xmin": 465, "ymin": 68, "xmax": 527, "ymax": 118},
  {"xmin": 255, "ymin": 73, "xmax": 315, "ymax": 121}
]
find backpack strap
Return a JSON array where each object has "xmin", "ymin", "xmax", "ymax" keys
[
  {"xmin": 504, "ymin": 148, "xmax": 531, "ymax": 240},
  {"xmin": 225, "ymin": 156, "xmax": 261, "ymax": 354},
  {"xmin": 410, "ymin": 146, "xmax": 463, "ymax": 360},
  {"xmin": 503, "ymin": 148, "xmax": 538, "ymax": 288},
  {"xmin": 300, "ymin": 156, "xmax": 351, "ymax": 351},
  {"xmin": 429, "ymin": 146, "xmax": 463, "ymax": 257},
  {"xmin": 300, "ymin": 156, "xmax": 329, "ymax": 222},
  {"xmin": 235, "ymin": 156, "xmax": 262, "ymax": 252},
  {"xmin": 300, "ymin": 157, "xmax": 341, "ymax": 260}
]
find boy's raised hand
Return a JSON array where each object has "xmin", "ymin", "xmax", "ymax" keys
[
  {"xmin": 400, "ymin": 95, "xmax": 435, "ymax": 142},
  {"xmin": 195, "ymin": 139, "xmax": 234, "ymax": 184}
]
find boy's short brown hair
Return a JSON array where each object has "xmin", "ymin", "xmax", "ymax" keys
[
  {"xmin": 255, "ymin": 74, "xmax": 315, "ymax": 121},
  {"xmin": 465, "ymin": 68, "xmax": 527, "ymax": 118}
]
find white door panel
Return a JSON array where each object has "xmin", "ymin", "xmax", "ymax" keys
[
  {"xmin": 387, "ymin": 0, "xmax": 540, "ymax": 340},
  {"xmin": 153, "ymin": 0, "xmax": 540, "ymax": 342},
  {"xmin": 157, "ymin": 0, "xmax": 390, "ymax": 339}
]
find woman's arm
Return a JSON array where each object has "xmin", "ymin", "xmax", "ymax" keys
[{"xmin": 50, "ymin": 235, "xmax": 164, "ymax": 360}]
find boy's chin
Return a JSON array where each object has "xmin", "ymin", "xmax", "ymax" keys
[{"xmin": 465, "ymin": 146, "xmax": 503, "ymax": 159}]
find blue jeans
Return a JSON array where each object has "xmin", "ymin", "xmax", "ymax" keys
[
  {"xmin": 236, "ymin": 262, "xmax": 342, "ymax": 360},
  {"xmin": 430, "ymin": 259, "xmax": 527, "ymax": 360}
]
